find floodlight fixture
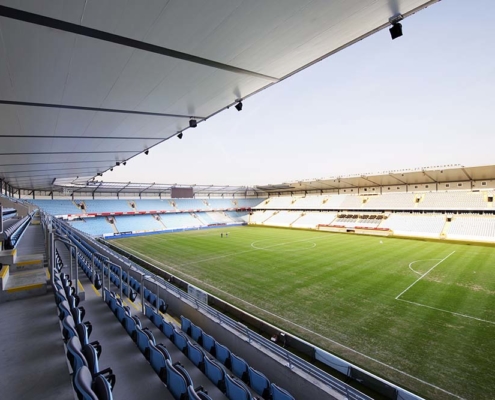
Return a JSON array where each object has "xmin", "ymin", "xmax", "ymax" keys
[
  {"xmin": 235, "ymin": 101, "xmax": 243, "ymax": 111},
  {"xmin": 116, "ymin": 162, "xmax": 120, "ymax": 166},
  {"xmin": 144, "ymin": 150, "xmax": 149, "ymax": 155},
  {"xmin": 123, "ymin": 161, "xmax": 127, "ymax": 166},
  {"xmin": 189, "ymin": 119, "xmax": 197, "ymax": 128},
  {"xmin": 177, "ymin": 132, "xmax": 183, "ymax": 139},
  {"xmin": 97, "ymin": 172, "xmax": 102, "ymax": 176},
  {"xmin": 389, "ymin": 14, "xmax": 404, "ymax": 40},
  {"xmin": 110, "ymin": 168, "xmax": 113, "ymax": 172}
]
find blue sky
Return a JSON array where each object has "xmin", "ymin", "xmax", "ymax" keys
[{"xmin": 106, "ymin": 0, "xmax": 495, "ymax": 186}]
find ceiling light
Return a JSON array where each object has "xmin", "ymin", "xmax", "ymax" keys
[
  {"xmin": 189, "ymin": 119, "xmax": 197, "ymax": 128},
  {"xmin": 389, "ymin": 14, "xmax": 404, "ymax": 40},
  {"xmin": 235, "ymin": 101, "xmax": 243, "ymax": 111},
  {"xmin": 177, "ymin": 132, "xmax": 183, "ymax": 139}
]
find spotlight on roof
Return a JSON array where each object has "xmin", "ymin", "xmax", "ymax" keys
[
  {"xmin": 189, "ymin": 119, "xmax": 197, "ymax": 128},
  {"xmin": 177, "ymin": 132, "xmax": 183, "ymax": 139},
  {"xmin": 389, "ymin": 14, "xmax": 404, "ymax": 40},
  {"xmin": 144, "ymin": 150, "xmax": 149, "ymax": 155},
  {"xmin": 123, "ymin": 161, "xmax": 127, "ymax": 166},
  {"xmin": 97, "ymin": 172, "xmax": 102, "ymax": 176},
  {"xmin": 116, "ymin": 162, "xmax": 120, "ymax": 166},
  {"xmin": 235, "ymin": 101, "xmax": 243, "ymax": 111},
  {"xmin": 110, "ymin": 168, "xmax": 113, "ymax": 172}
]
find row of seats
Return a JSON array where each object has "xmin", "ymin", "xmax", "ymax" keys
[
  {"xmin": 70, "ymin": 211, "xmax": 249, "ymax": 237},
  {"xmin": 104, "ymin": 291, "xmax": 214, "ymax": 400},
  {"xmin": 30, "ymin": 198, "xmax": 263, "ymax": 216},
  {"xmin": 180, "ymin": 317, "xmax": 294, "ymax": 400},
  {"xmin": 255, "ymin": 192, "xmax": 492, "ymax": 211},
  {"xmin": 53, "ymin": 262, "xmax": 115, "ymax": 400}
]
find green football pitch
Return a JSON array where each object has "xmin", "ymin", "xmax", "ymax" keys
[{"xmin": 113, "ymin": 226, "xmax": 495, "ymax": 400}]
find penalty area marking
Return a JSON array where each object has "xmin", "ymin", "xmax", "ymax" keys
[
  {"xmin": 408, "ymin": 259, "xmax": 442, "ymax": 276},
  {"xmin": 396, "ymin": 251, "xmax": 455, "ymax": 300},
  {"xmin": 116, "ymin": 242, "xmax": 464, "ymax": 400},
  {"xmin": 399, "ymin": 250, "xmax": 495, "ymax": 325}
]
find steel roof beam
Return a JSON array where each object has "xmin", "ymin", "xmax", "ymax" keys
[
  {"xmin": 0, "ymin": 5, "xmax": 278, "ymax": 82},
  {"xmin": 0, "ymin": 100, "xmax": 205, "ymax": 119}
]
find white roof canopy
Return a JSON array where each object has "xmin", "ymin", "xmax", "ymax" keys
[{"xmin": 0, "ymin": 0, "xmax": 439, "ymax": 190}]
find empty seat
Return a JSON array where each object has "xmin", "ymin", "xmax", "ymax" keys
[
  {"xmin": 230, "ymin": 354, "xmax": 249, "ymax": 383},
  {"xmin": 62, "ymin": 315, "xmax": 78, "ymax": 341},
  {"xmin": 225, "ymin": 374, "xmax": 252, "ymax": 400},
  {"xmin": 215, "ymin": 342, "xmax": 231, "ymax": 369},
  {"xmin": 123, "ymin": 314, "xmax": 142, "ymax": 340},
  {"xmin": 187, "ymin": 341, "xmax": 205, "ymax": 371},
  {"xmin": 190, "ymin": 323, "xmax": 202, "ymax": 344},
  {"xmin": 165, "ymin": 359, "xmax": 189, "ymax": 400},
  {"xmin": 271, "ymin": 383, "xmax": 295, "ymax": 400},
  {"xmin": 136, "ymin": 325, "xmax": 156, "ymax": 359},
  {"xmin": 82, "ymin": 343, "xmax": 116, "ymax": 390},
  {"xmin": 73, "ymin": 366, "xmax": 114, "ymax": 400},
  {"xmin": 187, "ymin": 385, "xmax": 213, "ymax": 400},
  {"xmin": 173, "ymin": 328, "xmax": 188, "ymax": 353},
  {"xmin": 149, "ymin": 342, "xmax": 171, "ymax": 381},
  {"xmin": 181, "ymin": 315, "xmax": 192, "ymax": 335},
  {"xmin": 248, "ymin": 367, "xmax": 270, "ymax": 399},
  {"xmin": 161, "ymin": 321, "xmax": 175, "ymax": 340},
  {"xmin": 202, "ymin": 332, "xmax": 215, "ymax": 356},
  {"xmin": 204, "ymin": 356, "xmax": 225, "ymax": 392}
]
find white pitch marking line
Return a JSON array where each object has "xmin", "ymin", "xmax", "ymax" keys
[
  {"xmin": 396, "ymin": 251, "xmax": 455, "ymax": 300},
  {"xmin": 397, "ymin": 298, "xmax": 495, "ymax": 325},
  {"xmin": 116, "ymin": 243, "xmax": 464, "ymax": 400},
  {"xmin": 408, "ymin": 259, "xmax": 442, "ymax": 276}
]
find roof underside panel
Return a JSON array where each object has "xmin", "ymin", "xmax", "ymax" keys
[{"xmin": 0, "ymin": 0, "xmax": 439, "ymax": 190}]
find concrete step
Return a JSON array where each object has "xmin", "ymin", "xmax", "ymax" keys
[
  {"xmin": 0, "ymin": 268, "xmax": 48, "ymax": 302},
  {"xmin": 12, "ymin": 254, "xmax": 45, "ymax": 272}
]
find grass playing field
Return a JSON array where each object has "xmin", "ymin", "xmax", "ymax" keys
[{"xmin": 113, "ymin": 226, "xmax": 495, "ymax": 400}]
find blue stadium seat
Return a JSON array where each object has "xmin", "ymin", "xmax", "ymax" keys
[
  {"xmin": 136, "ymin": 325, "xmax": 156, "ymax": 359},
  {"xmin": 165, "ymin": 359, "xmax": 188, "ymax": 400},
  {"xmin": 186, "ymin": 341, "xmax": 205, "ymax": 371},
  {"xmin": 82, "ymin": 344, "xmax": 116, "ymax": 390},
  {"xmin": 62, "ymin": 315, "xmax": 78, "ymax": 341},
  {"xmin": 270, "ymin": 383, "xmax": 295, "ymax": 400},
  {"xmin": 74, "ymin": 366, "xmax": 114, "ymax": 400},
  {"xmin": 248, "ymin": 367, "xmax": 270, "ymax": 399},
  {"xmin": 149, "ymin": 342, "xmax": 171, "ymax": 381},
  {"xmin": 204, "ymin": 357, "xmax": 225, "ymax": 392},
  {"xmin": 173, "ymin": 328, "xmax": 188, "ymax": 353},
  {"xmin": 201, "ymin": 332, "xmax": 215, "ymax": 356},
  {"xmin": 158, "ymin": 298, "xmax": 168, "ymax": 313},
  {"xmin": 150, "ymin": 309, "xmax": 163, "ymax": 329},
  {"xmin": 115, "ymin": 303, "xmax": 131, "ymax": 323},
  {"xmin": 181, "ymin": 315, "xmax": 192, "ymax": 335},
  {"xmin": 190, "ymin": 323, "xmax": 202, "ymax": 344},
  {"xmin": 225, "ymin": 374, "xmax": 252, "ymax": 400},
  {"xmin": 123, "ymin": 314, "xmax": 142, "ymax": 341},
  {"xmin": 161, "ymin": 321, "xmax": 175, "ymax": 340},
  {"xmin": 230, "ymin": 354, "xmax": 249, "ymax": 383},
  {"xmin": 215, "ymin": 342, "xmax": 231, "ymax": 368},
  {"xmin": 187, "ymin": 385, "xmax": 213, "ymax": 400},
  {"xmin": 215, "ymin": 342, "xmax": 230, "ymax": 368},
  {"xmin": 67, "ymin": 336, "xmax": 88, "ymax": 372}
]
